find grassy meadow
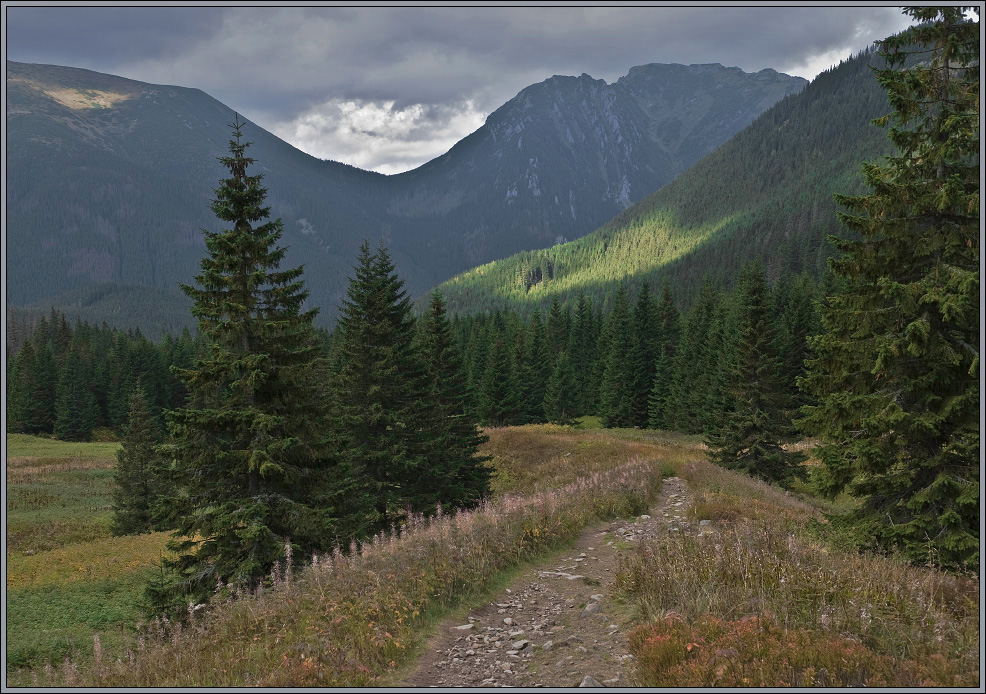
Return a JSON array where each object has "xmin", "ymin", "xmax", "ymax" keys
[
  {"xmin": 5, "ymin": 426, "xmax": 980, "ymax": 688},
  {"xmin": 5, "ymin": 434, "xmax": 171, "ymax": 671}
]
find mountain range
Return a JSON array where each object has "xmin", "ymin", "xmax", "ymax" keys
[
  {"xmin": 436, "ymin": 48, "xmax": 893, "ymax": 315},
  {"xmin": 5, "ymin": 59, "xmax": 805, "ymax": 334}
]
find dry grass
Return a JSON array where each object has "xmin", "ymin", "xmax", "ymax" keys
[
  {"xmin": 7, "ymin": 532, "xmax": 171, "ymax": 590},
  {"xmin": 8, "ymin": 425, "xmax": 693, "ymax": 687},
  {"xmin": 617, "ymin": 457, "xmax": 980, "ymax": 687}
]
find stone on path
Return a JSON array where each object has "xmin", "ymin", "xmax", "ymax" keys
[
  {"xmin": 579, "ymin": 675, "xmax": 604, "ymax": 687},
  {"xmin": 453, "ymin": 624, "xmax": 475, "ymax": 631},
  {"xmin": 580, "ymin": 602, "xmax": 601, "ymax": 617}
]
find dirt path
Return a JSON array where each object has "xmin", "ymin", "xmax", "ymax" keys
[{"xmin": 402, "ymin": 476, "xmax": 693, "ymax": 688}]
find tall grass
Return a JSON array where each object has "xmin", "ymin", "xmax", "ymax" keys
[
  {"xmin": 10, "ymin": 426, "xmax": 696, "ymax": 687},
  {"xmin": 617, "ymin": 458, "xmax": 980, "ymax": 687}
]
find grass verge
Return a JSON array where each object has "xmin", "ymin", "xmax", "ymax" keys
[{"xmin": 616, "ymin": 458, "xmax": 980, "ymax": 687}]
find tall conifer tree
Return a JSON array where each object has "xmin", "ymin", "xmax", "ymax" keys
[
  {"xmin": 801, "ymin": 8, "xmax": 979, "ymax": 568},
  {"xmin": 160, "ymin": 118, "xmax": 335, "ymax": 606},
  {"xmin": 706, "ymin": 262, "xmax": 806, "ymax": 485},
  {"xmin": 520, "ymin": 311, "xmax": 551, "ymax": 424},
  {"xmin": 629, "ymin": 281, "xmax": 658, "ymax": 427},
  {"xmin": 598, "ymin": 284, "xmax": 633, "ymax": 428},
  {"xmin": 334, "ymin": 241, "xmax": 424, "ymax": 531},
  {"xmin": 415, "ymin": 291, "xmax": 492, "ymax": 510},
  {"xmin": 648, "ymin": 279, "xmax": 680, "ymax": 430},
  {"xmin": 569, "ymin": 293, "xmax": 596, "ymax": 416},
  {"xmin": 54, "ymin": 350, "xmax": 99, "ymax": 441},
  {"xmin": 112, "ymin": 386, "xmax": 167, "ymax": 535},
  {"xmin": 543, "ymin": 350, "xmax": 578, "ymax": 425}
]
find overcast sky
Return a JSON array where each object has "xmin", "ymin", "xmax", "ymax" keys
[{"xmin": 5, "ymin": 3, "xmax": 915, "ymax": 174}]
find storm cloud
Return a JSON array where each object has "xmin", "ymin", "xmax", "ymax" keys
[{"xmin": 6, "ymin": 5, "xmax": 913, "ymax": 173}]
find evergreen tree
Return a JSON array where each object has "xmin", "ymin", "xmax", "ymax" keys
[
  {"xmin": 647, "ymin": 279, "xmax": 680, "ymax": 430},
  {"xmin": 776, "ymin": 273, "xmax": 819, "ymax": 427},
  {"xmin": 543, "ymin": 350, "xmax": 578, "ymax": 425},
  {"xmin": 520, "ymin": 311, "xmax": 551, "ymax": 423},
  {"xmin": 478, "ymin": 320, "xmax": 523, "ymax": 427},
  {"xmin": 19, "ymin": 341, "xmax": 58, "ymax": 434},
  {"xmin": 569, "ymin": 293, "xmax": 596, "ymax": 416},
  {"xmin": 160, "ymin": 119, "xmax": 335, "ymax": 607},
  {"xmin": 6, "ymin": 345, "xmax": 28, "ymax": 433},
  {"xmin": 545, "ymin": 296, "xmax": 569, "ymax": 363},
  {"xmin": 598, "ymin": 284, "xmax": 633, "ymax": 428},
  {"xmin": 629, "ymin": 281, "xmax": 658, "ymax": 427},
  {"xmin": 334, "ymin": 241, "xmax": 424, "ymax": 532},
  {"xmin": 415, "ymin": 291, "xmax": 492, "ymax": 510},
  {"xmin": 668, "ymin": 278, "xmax": 719, "ymax": 433},
  {"xmin": 706, "ymin": 262, "xmax": 806, "ymax": 485},
  {"xmin": 53, "ymin": 350, "xmax": 99, "ymax": 441},
  {"xmin": 111, "ymin": 387, "xmax": 166, "ymax": 535},
  {"xmin": 801, "ymin": 8, "xmax": 979, "ymax": 569}
]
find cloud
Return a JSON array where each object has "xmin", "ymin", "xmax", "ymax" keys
[
  {"xmin": 5, "ymin": 5, "xmax": 915, "ymax": 173},
  {"xmin": 266, "ymin": 98, "xmax": 487, "ymax": 174}
]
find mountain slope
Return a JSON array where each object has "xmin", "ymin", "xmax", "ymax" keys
[
  {"xmin": 436, "ymin": 49, "xmax": 891, "ymax": 315},
  {"xmin": 5, "ymin": 60, "xmax": 804, "ymax": 333}
]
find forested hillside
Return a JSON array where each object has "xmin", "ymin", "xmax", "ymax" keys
[
  {"xmin": 437, "ymin": 48, "xmax": 891, "ymax": 315},
  {"xmin": 6, "ymin": 60, "xmax": 802, "ymax": 334}
]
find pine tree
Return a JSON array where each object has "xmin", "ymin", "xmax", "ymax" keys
[
  {"xmin": 160, "ymin": 118, "xmax": 336, "ymax": 607},
  {"xmin": 706, "ymin": 262, "xmax": 806, "ymax": 485},
  {"xmin": 543, "ymin": 350, "xmax": 578, "ymax": 425},
  {"xmin": 629, "ymin": 281, "xmax": 658, "ymax": 427},
  {"xmin": 54, "ymin": 350, "xmax": 99, "ymax": 441},
  {"xmin": 598, "ymin": 284, "xmax": 633, "ymax": 428},
  {"xmin": 18, "ymin": 341, "xmax": 58, "ymax": 434},
  {"xmin": 801, "ymin": 8, "xmax": 979, "ymax": 569},
  {"xmin": 478, "ymin": 320, "xmax": 523, "ymax": 427},
  {"xmin": 667, "ymin": 278, "xmax": 719, "ymax": 434},
  {"xmin": 569, "ymin": 293, "xmax": 596, "ymax": 416},
  {"xmin": 776, "ymin": 273, "xmax": 819, "ymax": 427},
  {"xmin": 520, "ymin": 311, "xmax": 551, "ymax": 423},
  {"xmin": 415, "ymin": 291, "xmax": 492, "ymax": 510},
  {"xmin": 647, "ymin": 279, "xmax": 680, "ymax": 430},
  {"xmin": 333, "ymin": 241, "xmax": 424, "ymax": 532},
  {"xmin": 111, "ymin": 387, "xmax": 166, "ymax": 535},
  {"xmin": 6, "ymin": 345, "xmax": 28, "ymax": 433}
]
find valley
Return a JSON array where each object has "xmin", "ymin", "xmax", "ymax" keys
[{"xmin": 4, "ymin": 7, "xmax": 979, "ymax": 690}]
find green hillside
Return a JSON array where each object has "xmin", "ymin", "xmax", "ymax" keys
[{"xmin": 436, "ymin": 48, "xmax": 892, "ymax": 315}]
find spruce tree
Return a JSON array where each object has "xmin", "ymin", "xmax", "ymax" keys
[
  {"xmin": 54, "ymin": 350, "xmax": 99, "ymax": 441},
  {"xmin": 111, "ymin": 387, "xmax": 166, "ymax": 535},
  {"xmin": 160, "ymin": 118, "xmax": 335, "ymax": 606},
  {"xmin": 598, "ymin": 284, "xmax": 633, "ymax": 428},
  {"xmin": 800, "ymin": 8, "xmax": 979, "ymax": 569},
  {"xmin": 707, "ymin": 262, "xmax": 806, "ymax": 485},
  {"xmin": 647, "ymin": 279, "xmax": 680, "ymax": 430},
  {"xmin": 629, "ymin": 281, "xmax": 658, "ymax": 427},
  {"xmin": 520, "ymin": 311, "xmax": 551, "ymax": 424},
  {"xmin": 478, "ymin": 321, "xmax": 523, "ymax": 427},
  {"xmin": 415, "ymin": 291, "xmax": 492, "ymax": 510},
  {"xmin": 19, "ymin": 341, "xmax": 58, "ymax": 434},
  {"xmin": 569, "ymin": 293, "xmax": 596, "ymax": 416},
  {"xmin": 667, "ymin": 278, "xmax": 719, "ymax": 434},
  {"xmin": 543, "ymin": 350, "xmax": 578, "ymax": 425},
  {"xmin": 333, "ymin": 241, "xmax": 424, "ymax": 532}
]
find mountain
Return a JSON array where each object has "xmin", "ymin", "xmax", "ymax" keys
[
  {"xmin": 5, "ymin": 60, "xmax": 804, "ymax": 334},
  {"xmin": 435, "ymin": 48, "xmax": 892, "ymax": 315}
]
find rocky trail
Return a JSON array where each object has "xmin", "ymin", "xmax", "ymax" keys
[{"xmin": 402, "ymin": 476, "xmax": 697, "ymax": 688}]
